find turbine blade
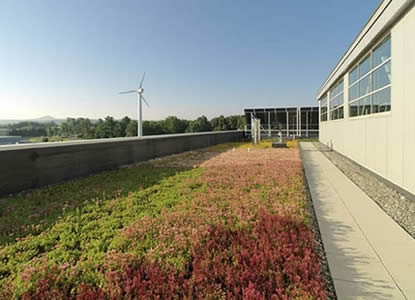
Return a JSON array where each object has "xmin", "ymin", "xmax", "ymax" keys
[
  {"xmin": 119, "ymin": 90, "xmax": 138, "ymax": 94},
  {"xmin": 141, "ymin": 95, "xmax": 150, "ymax": 108},
  {"xmin": 139, "ymin": 72, "xmax": 146, "ymax": 89}
]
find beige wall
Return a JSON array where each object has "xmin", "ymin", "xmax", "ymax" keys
[{"xmin": 319, "ymin": 5, "xmax": 415, "ymax": 195}]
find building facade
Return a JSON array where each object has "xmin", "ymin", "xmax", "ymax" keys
[
  {"xmin": 244, "ymin": 106, "xmax": 319, "ymax": 138},
  {"xmin": 0, "ymin": 136, "xmax": 22, "ymax": 145},
  {"xmin": 318, "ymin": 0, "xmax": 415, "ymax": 195}
]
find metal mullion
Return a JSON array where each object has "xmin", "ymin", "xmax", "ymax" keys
[
  {"xmin": 349, "ymin": 80, "xmax": 359, "ymax": 89},
  {"xmin": 348, "ymin": 36, "xmax": 391, "ymax": 90},
  {"xmin": 351, "ymin": 55, "xmax": 390, "ymax": 89},
  {"xmin": 371, "ymin": 57, "xmax": 391, "ymax": 73},
  {"xmin": 355, "ymin": 84, "xmax": 391, "ymax": 103},
  {"xmin": 371, "ymin": 84, "xmax": 391, "ymax": 95}
]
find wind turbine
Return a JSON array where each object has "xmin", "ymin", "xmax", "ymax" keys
[{"xmin": 119, "ymin": 72, "xmax": 150, "ymax": 137}]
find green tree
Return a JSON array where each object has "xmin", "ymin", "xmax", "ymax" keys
[
  {"xmin": 186, "ymin": 116, "xmax": 213, "ymax": 133},
  {"xmin": 79, "ymin": 118, "xmax": 95, "ymax": 138},
  {"xmin": 8, "ymin": 121, "xmax": 52, "ymax": 137},
  {"xmin": 125, "ymin": 120, "xmax": 138, "ymax": 137},
  {"xmin": 120, "ymin": 116, "xmax": 131, "ymax": 137},
  {"xmin": 112, "ymin": 122, "xmax": 123, "ymax": 137},
  {"xmin": 163, "ymin": 116, "xmax": 189, "ymax": 134},
  {"xmin": 95, "ymin": 116, "xmax": 116, "ymax": 138},
  {"xmin": 143, "ymin": 120, "xmax": 166, "ymax": 135},
  {"xmin": 223, "ymin": 115, "xmax": 246, "ymax": 130},
  {"xmin": 236, "ymin": 115, "xmax": 247, "ymax": 129},
  {"xmin": 210, "ymin": 115, "xmax": 230, "ymax": 131}
]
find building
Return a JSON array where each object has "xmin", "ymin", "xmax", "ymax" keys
[
  {"xmin": 0, "ymin": 136, "xmax": 22, "ymax": 145},
  {"xmin": 244, "ymin": 106, "xmax": 319, "ymax": 138},
  {"xmin": 317, "ymin": 0, "xmax": 415, "ymax": 195}
]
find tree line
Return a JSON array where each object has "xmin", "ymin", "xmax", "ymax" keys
[{"xmin": 6, "ymin": 115, "xmax": 246, "ymax": 139}]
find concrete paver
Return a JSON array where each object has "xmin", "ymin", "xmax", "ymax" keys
[{"xmin": 300, "ymin": 142, "xmax": 415, "ymax": 300}]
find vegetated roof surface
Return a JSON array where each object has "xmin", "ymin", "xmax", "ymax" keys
[{"xmin": 0, "ymin": 140, "xmax": 327, "ymax": 299}]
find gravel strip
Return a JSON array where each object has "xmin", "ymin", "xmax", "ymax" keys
[
  {"xmin": 312, "ymin": 142, "xmax": 415, "ymax": 239},
  {"xmin": 300, "ymin": 151, "xmax": 337, "ymax": 300}
]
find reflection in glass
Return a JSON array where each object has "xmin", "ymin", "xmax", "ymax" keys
[
  {"xmin": 359, "ymin": 96, "xmax": 371, "ymax": 116},
  {"xmin": 373, "ymin": 38, "xmax": 391, "ymax": 68},
  {"xmin": 349, "ymin": 66, "xmax": 358, "ymax": 84},
  {"xmin": 350, "ymin": 101, "xmax": 359, "ymax": 117},
  {"xmin": 372, "ymin": 87, "xmax": 391, "ymax": 113},
  {"xmin": 359, "ymin": 55, "xmax": 371, "ymax": 77},
  {"xmin": 373, "ymin": 61, "xmax": 391, "ymax": 90},
  {"xmin": 338, "ymin": 106, "xmax": 344, "ymax": 119},
  {"xmin": 359, "ymin": 75, "xmax": 371, "ymax": 97},
  {"xmin": 349, "ymin": 84, "xmax": 358, "ymax": 101}
]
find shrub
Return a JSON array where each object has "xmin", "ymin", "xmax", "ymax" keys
[{"xmin": 188, "ymin": 212, "xmax": 326, "ymax": 299}]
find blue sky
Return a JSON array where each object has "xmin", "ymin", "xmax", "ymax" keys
[{"xmin": 0, "ymin": 0, "xmax": 380, "ymax": 120}]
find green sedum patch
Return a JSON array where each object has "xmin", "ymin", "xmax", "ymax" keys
[
  {"xmin": 0, "ymin": 165, "xmax": 182, "ymax": 245},
  {"xmin": 0, "ymin": 162, "xmax": 205, "ymax": 297}
]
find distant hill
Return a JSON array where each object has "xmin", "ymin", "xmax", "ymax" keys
[
  {"xmin": 32, "ymin": 116, "xmax": 60, "ymax": 122},
  {"xmin": 0, "ymin": 116, "xmax": 65, "ymax": 126}
]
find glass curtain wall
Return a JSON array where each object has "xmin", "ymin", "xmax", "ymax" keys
[{"xmin": 244, "ymin": 107, "xmax": 319, "ymax": 137}]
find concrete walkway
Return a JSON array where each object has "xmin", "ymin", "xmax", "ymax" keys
[{"xmin": 300, "ymin": 142, "xmax": 415, "ymax": 300}]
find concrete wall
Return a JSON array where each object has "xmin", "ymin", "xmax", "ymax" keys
[
  {"xmin": 0, "ymin": 131, "xmax": 244, "ymax": 196},
  {"xmin": 320, "ymin": 4, "xmax": 415, "ymax": 196}
]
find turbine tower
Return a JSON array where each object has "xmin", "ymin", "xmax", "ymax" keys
[{"xmin": 119, "ymin": 73, "xmax": 150, "ymax": 137}]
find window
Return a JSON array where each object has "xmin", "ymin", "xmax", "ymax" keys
[
  {"xmin": 320, "ymin": 94, "xmax": 328, "ymax": 122},
  {"xmin": 349, "ymin": 36, "xmax": 391, "ymax": 117},
  {"xmin": 329, "ymin": 80, "xmax": 344, "ymax": 120}
]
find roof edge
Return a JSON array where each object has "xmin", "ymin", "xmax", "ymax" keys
[{"xmin": 317, "ymin": 0, "xmax": 413, "ymax": 100}]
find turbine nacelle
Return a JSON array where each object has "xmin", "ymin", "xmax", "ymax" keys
[{"xmin": 138, "ymin": 88, "xmax": 144, "ymax": 94}]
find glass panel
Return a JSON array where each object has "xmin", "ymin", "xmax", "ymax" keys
[
  {"xmin": 350, "ymin": 100, "xmax": 359, "ymax": 117},
  {"xmin": 359, "ymin": 74, "xmax": 371, "ymax": 97},
  {"xmin": 349, "ymin": 66, "xmax": 358, "ymax": 84},
  {"xmin": 373, "ymin": 61, "xmax": 391, "ymax": 90},
  {"xmin": 330, "ymin": 109, "xmax": 336, "ymax": 120},
  {"xmin": 349, "ymin": 84, "xmax": 358, "ymax": 101},
  {"xmin": 330, "ymin": 107, "xmax": 344, "ymax": 120},
  {"xmin": 373, "ymin": 37, "xmax": 391, "ymax": 68},
  {"xmin": 372, "ymin": 87, "xmax": 391, "ymax": 113},
  {"xmin": 330, "ymin": 87, "xmax": 337, "ymax": 100},
  {"xmin": 338, "ymin": 93, "xmax": 344, "ymax": 106},
  {"xmin": 359, "ymin": 54, "xmax": 371, "ymax": 78},
  {"xmin": 334, "ymin": 96, "xmax": 339, "ymax": 108},
  {"xmin": 330, "ymin": 93, "xmax": 343, "ymax": 109},
  {"xmin": 359, "ymin": 96, "xmax": 371, "ymax": 116},
  {"xmin": 330, "ymin": 95, "xmax": 337, "ymax": 109},
  {"xmin": 330, "ymin": 80, "xmax": 343, "ymax": 98},
  {"xmin": 338, "ymin": 106, "xmax": 344, "ymax": 119},
  {"xmin": 339, "ymin": 80, "xmax": 344, "ymax": 92}
]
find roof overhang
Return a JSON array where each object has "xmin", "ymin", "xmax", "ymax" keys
[{"xmin": 317, "ymin": 0, "xmax": 414, "ymax": 100}]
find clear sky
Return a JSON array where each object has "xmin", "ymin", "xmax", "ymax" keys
[{"xmin": 0, "ymin": 0, "xmax": 381, "ymax": 120}]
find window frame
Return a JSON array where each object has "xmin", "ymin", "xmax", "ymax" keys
[
  {"xmin": 348, "ymin": 35, "xmax": 391, "ymax": 118},
  {"xmin": 329, "ymin": 79, "xmax": 344, "ymax": 121},
  {"xmin": 320, "ymin": 94, "xmax": 328, "ymax": 122}
]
